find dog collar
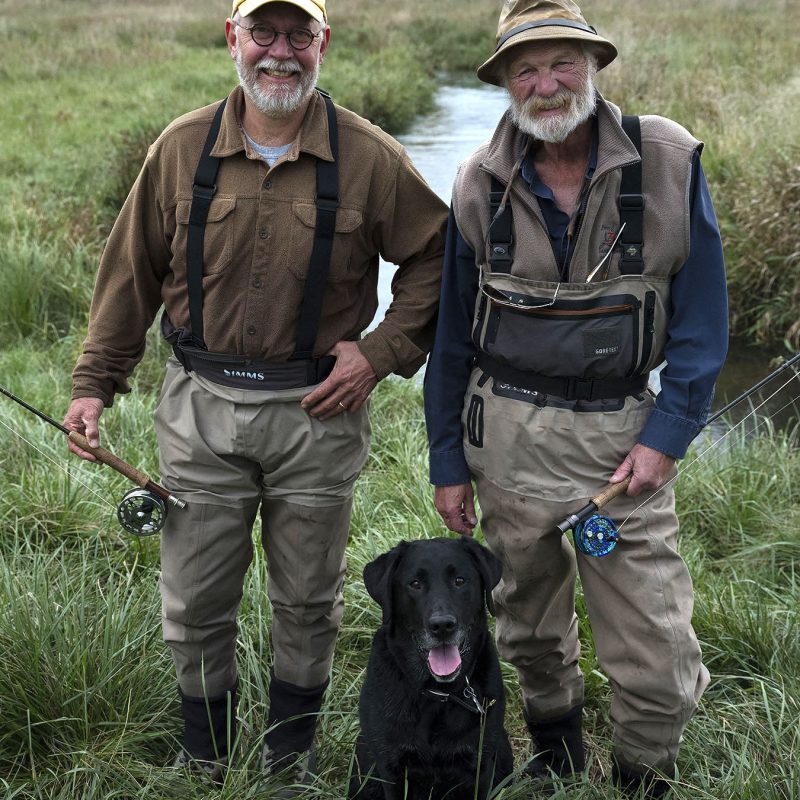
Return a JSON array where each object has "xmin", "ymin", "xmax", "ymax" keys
[{"xmin": 423, "ymin": 675, "xmax": 495, "ymax": 716}]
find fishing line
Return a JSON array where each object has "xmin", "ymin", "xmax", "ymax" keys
[
  {"xmin": 616, "ymin": 370, "xmax": 800, "ymax": 534},
  {"xmin": 0, "ymin": 415, "xmax": 117, "ymax": 511}
]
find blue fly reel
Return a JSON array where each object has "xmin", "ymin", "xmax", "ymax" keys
[{"xmin": 573, "ymin": 514, "xmax": 619, "ymax": 557}]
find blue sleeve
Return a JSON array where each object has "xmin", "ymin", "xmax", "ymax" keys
[
  {"xmin": 424, "ymin": 208, "xmax": 479, "ymax": 486},
  {"xmin": 638, "ymin": 154, "xmax": 729, "ymax": 458}
]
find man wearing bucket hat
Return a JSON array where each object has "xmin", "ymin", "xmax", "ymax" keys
[
  {"xmin": 425, "ymin": 0, "xmax": 727, "ymax": 796},
  {"xmin": 64, "ymin": 0, "xmax": 446, "ymax": 788}
]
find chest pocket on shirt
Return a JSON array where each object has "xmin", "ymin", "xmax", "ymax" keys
[
  {"xmin": 175, "ymin": 197, "xmax": 237, "ymax": 275},
  {"xmin": 288, "ymin": 202, "xmax": 365, "ymax": 282}
]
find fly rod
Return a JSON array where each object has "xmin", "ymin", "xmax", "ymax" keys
[
  {"xmin": 555, "ymin": 351, "xmax": 800, "ymax": 555},
  {"xmin": 0, "ymin": 384, "xmax": 186, "ymax": 536}
]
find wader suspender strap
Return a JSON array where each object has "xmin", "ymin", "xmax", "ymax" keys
[
  {"xmin": 486, "ymin": 116, "xmax": 645, "ymax": 277},
  {"xmin": 488, "ymin": 176, "xmax": 514, "ymax": 273},
  {"xmin": 187, "ymin": 98, "xmax": 227, "ymax": 347},
  {"xmin": 618, "ymin": 115, "xmax": 644, "ymax": 275},
  {"xmin": 185, "ymin": 91, "xmax": 340, "ymax": 361},
  {"xmin": 291, "ymin": 92, "xmax": 340, "ymax": 360}
]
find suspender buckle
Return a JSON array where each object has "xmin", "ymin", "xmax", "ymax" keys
[
  {"xmin": 316, "ymin": 196, "xmax": 340, "ymax": 211},
  {"xmin": 191, "ymin": 183, "xmax": 217, "ymax": 200},
  {"xmin": 618, "ymin": 193, "xmax": 645, "ymax": 211},
  {"xmin": 490, "ymin": 243, "xmax": 513, "ymax": 265}
]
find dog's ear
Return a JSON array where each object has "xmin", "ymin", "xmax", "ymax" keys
[
  {"xmin": 363, "ymin": 542, "xmax": 409, "ymax": 625},
  {"xmin": 459, "ymin": 535, "xmax": 503, "ymax": 616}
]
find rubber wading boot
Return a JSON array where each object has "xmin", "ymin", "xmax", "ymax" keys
[
  {"xmin": 613, "ymin": 760, "xmax": 674, "ymax": 798},
  {"xmin": 172, "ymin": 683, "xmax": 238, "ymax": 784},
  {"xmin": 524, "ymin": 704, "xmax": 586, "ymax": 784},
  {"xmin": 260, "ymin": 671, "xmax": 328, "ymax": 796}
]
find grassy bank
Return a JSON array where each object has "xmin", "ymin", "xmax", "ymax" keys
[{"xmin": 1, "ymin": 375, "xmax": 799, "ymax": 799}]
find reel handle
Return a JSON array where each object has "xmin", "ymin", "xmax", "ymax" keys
[
  {"xmin": 68, "ymin": 431, "xmax": 150, "ymax": 486},
  {"xmin": 590, "ymin": 475, "xmax": 632, "ymax": 510}
]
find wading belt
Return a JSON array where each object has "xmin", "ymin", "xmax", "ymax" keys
[
  {"xmin": 487, "ymin": 115, "xmax": 644, "ymax": 275},
  {"xmin": 165, "ymin": 90, "xmax": 341, "ymax": 391},
  {"xmin": 476, "ymin": 352, "xmax": 648, "ymax": 402}
]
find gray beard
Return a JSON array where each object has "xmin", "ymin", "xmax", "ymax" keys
[
  {"xmin": 508, "ymin": 76, "xmax": 597, "ymax": 143},
  {"xmin": 235, "ymin": 53, "xmax": 319, "ymax": 118}
]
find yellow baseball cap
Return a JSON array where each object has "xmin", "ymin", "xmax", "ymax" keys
[{"xmin": 231, "ymin": 0, "xmax": 327, "ymax": 23}]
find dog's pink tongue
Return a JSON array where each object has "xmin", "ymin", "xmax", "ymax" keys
[{"xmin": 428, "ymin": 644, "xmax": 461, "ymax": 676}]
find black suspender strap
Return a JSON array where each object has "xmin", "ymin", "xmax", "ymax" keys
[
  {"xmin": 187, "ymin": 98, "xmax": 227, "ymax": 348},
  {"xmin": 618, "ymin": 115, "xmax": 644, "ymax": 275},
  {"xmin": 488, "ymin": 176, "xmax": 514, "ymax": 273},
  {"xmin": 183, "ymin": 90, "xmax": 340, "ymax": 367},
  {"xmin": 290, "ymin": 91, "xmax": 340, "ymax": 361}
]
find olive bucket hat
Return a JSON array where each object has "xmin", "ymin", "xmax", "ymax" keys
[{"xmin": 477, "ymin": 0, "xmax": 617, "ymax": 86}]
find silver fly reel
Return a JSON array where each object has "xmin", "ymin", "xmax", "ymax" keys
[{"xmin": 116, "ymin": 488, "xmax": 167, "ymax": 536}]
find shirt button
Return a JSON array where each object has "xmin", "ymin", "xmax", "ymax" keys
[
  {"xmin": 264, "ymin": 180, "xmax": 272, "ymax": 189},
  {"xmin": 259, "ymin": 229, "xmax": 269, "ymax": 239},
  {"xmin": 247, "ymin": 325, "xmax": 256, "ymax": 335},
  {"xmin": 253, "ymin": 278, "xmax": 263, "ymax": 289}
]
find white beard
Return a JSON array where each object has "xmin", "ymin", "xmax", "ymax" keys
[
  {"xmin": 509, "ymin": 74, "xmax": 597, "ymax": 143},
  {"xmin": 235, "ymin": 52, "xmax": 319, "ymax": 118}
]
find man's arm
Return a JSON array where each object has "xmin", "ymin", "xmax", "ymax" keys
[
  {"xmin": 71, "ymin": 157, "xmax": 169, "ymax": 408},
  {"xmin": 614, "ymin": 154, "xmax": 728, "ymax": 495},
  {"xmin": 424, "ymin": 209, "xmax": 481, "ymax": 531},
  {"xmin": 357, "ymin": 150, "xmax": 448, "ymax": 379},
  {"xmin": 303, "ymin": 149, "xmax": 447, "ymax": 418}
]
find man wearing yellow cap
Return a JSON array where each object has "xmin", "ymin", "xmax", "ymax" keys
[
  {"xmin": 425, "ymin": 0, "xmax": 727, "ymax": 796},
  {"xmin": 64, "ymin": 0, "xmax": 446, "ymax": 787}
]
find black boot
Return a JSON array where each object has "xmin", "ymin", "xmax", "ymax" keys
[
  {"xmin": 174, "ymin": 683, "xmax": 238, "ymax": 781},
  {"xmin": 260, "ymin": 671, "xmax": 328, "ymax": 785},
  {"xmin": 524, "ymin": 704, "xmax": 586, "ymax": 780},
  {"xmin": 612, "ymin": 760, "xmax": 674, "ymax": 798}
]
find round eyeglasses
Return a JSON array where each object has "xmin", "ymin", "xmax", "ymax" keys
[{"xmin": 232, "ymin": 20, "xmax": 321, "ymax": 51}]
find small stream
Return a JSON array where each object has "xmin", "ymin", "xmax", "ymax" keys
[{"xmin": 375, "ymin": 77, "xmax": 799, "ymax": 433}]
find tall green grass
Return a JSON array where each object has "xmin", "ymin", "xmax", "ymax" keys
[{"xmin": 1, "ymin": 373, "xmax": 799, "ymax": 798}]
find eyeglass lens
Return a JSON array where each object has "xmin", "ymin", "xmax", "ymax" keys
[{"xmin": 248, "ymin": 24, "xmax": 317, "ymax": 50}]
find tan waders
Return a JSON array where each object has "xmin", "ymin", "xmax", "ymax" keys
[
  {"xmin": 155, "ymin": 358, "xmax": 370, "ymax": 769},
  {"xmin": 464, "ymin": 370, "xmax": 709, "ymax": 776}
]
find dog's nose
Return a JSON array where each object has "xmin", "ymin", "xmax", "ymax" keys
[{"xmin": 428, "ymin": 613, "xmax": 457, "ymax": 638}]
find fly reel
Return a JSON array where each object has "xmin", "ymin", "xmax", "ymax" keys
[
  {"xmin": 116, "ymin": 488, "xmax": 167, "ymax": 536},
  {"xmin": 573, "ymin": 514, "xmax": 619, "ymax": 557}
]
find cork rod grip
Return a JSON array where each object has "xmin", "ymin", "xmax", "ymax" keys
[
  {"xmin": 68, "ymin": 431, "xmax": 150, "ymax": 488},
  {"xmin": 590, "ymin": 475, "xmax": 632, "ymax": 509}
]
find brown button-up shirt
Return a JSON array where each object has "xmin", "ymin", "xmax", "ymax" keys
[{"xmin": 72, "ymin": 87, "xmax": 447, "ymax": 405}]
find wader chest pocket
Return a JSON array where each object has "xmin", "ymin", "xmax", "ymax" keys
[{"xmin": 481, "ymin": 287, "xmax": 654, "ymax": 379}]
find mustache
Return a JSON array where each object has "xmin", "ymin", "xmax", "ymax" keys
[
  {"xmin": 255, "ymin": 57, "xmax": 302, "ymax": 74},
  {"xmin": 524, "ymin": 90, "xmax": 574, "ymax": 114}
]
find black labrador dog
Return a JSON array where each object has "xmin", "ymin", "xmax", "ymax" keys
[{"xmin": 349, "ymin": 536, "xmax": 513, "ymax": 800}]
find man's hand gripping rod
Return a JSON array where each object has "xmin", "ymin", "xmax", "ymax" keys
[
  {"xmin": 0, "ymin": 384, "xmax": 185, "ymax": 536},
  {"xmin": 555, "ymin": 351, "xmax": 800, "ymax": 554}
]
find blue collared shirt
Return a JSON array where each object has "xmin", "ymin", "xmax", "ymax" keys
[{"xmin": 424, "ymin": 141, "xmax": 728, "ymax": 486}]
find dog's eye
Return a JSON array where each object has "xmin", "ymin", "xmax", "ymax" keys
[
  {"xmin": 409, "ymin": 579, "xmax": 422, "ymax": 591},
  {"xmin": 454, "ymin": 576, "xmax": 466, "ymax": 587}
]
